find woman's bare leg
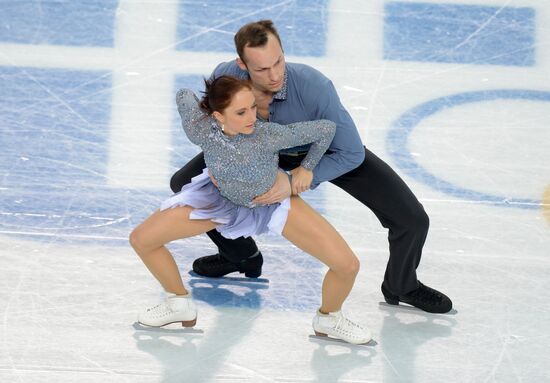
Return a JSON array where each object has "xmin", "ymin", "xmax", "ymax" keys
[
  {"xmin": 129, "ymin": 206, "xmax": 218, "ymax": 294},
  {"xmin": 282, "ymin": 196, "xmax": 360, "ymax": 313}
]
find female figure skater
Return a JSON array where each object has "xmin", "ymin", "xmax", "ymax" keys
[{"xmin": 130, "ymin": 76, "xmax": 371, "ymax": 344}]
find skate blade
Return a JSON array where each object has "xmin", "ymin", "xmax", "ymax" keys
[
  {"xmin": 378, "ymin": 302, "xmax": 458, "ymax": 315},
  {"xmin": 309, "ymin": 334, "xmax": 377, "ymax": 347},
  {"xmin": 133, "ymin": 322, "xmax": 204, "ymax": 334},
  {"xmin": 188, "ymin": 270, "xmax": 269, "ymax": 284}
]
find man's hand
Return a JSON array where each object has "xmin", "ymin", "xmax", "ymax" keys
[
  {"xmin": 290, "ymin": 166, "xmax": 313, "ymax": 194},
  {"xmin": 252, "ymin": 170, "xmax": 291, "ymax": 205},
  {"xmin": 208, "ymin": 169, "xmax": 219, "ymax": 188}
]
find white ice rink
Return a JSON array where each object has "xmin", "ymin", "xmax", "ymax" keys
[{"xmin": 1, "ymin": 0, "xmax": 550, "ymax": 382}]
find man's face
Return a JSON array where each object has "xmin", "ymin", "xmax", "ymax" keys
[{"xmin": 238, "ymin": 33, "xmax": 285, "ymax": 93}]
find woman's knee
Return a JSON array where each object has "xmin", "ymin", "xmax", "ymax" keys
[
  {"xmin": 334, "ymin": 255, "xmax": 360, "ymax": 278},
  {"xmin": 129, "ymin": 226, "xmax": 150, "ymax": 254}
]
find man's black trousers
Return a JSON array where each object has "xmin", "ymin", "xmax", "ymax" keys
[{"xmin": 169, "ymin": 147, "xmax": 429, "ymax": 295}]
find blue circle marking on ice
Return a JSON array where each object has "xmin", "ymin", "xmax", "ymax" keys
[{"xmin": 387, "ymin": 89, "xmax": 550, "ymax": 209}]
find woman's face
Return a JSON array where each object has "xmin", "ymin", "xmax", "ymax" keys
[{"xmin": 213, "ymin": 88, "xmax": 257, "ymax": 136}]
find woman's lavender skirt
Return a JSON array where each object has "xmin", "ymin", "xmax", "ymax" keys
[{"xmin": 160, "ymin": 169, "xmax": 290, "ymax": 239}]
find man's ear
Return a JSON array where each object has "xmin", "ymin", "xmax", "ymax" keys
[{"xmin": 236, "ymin": 57, "xmax": 247, "ymax": 71}]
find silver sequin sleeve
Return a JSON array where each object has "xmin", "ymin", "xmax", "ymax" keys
[
  {"xmin": 175, "ymin": 88, "xmax": 213, "ymax": 146},
  {"xmin": 175, "ymin": 88, "xmax": 336, "ymax": 207},
  {"xmin": 259, "ymin": 119, "xmax": 336, "ymax": 170}
]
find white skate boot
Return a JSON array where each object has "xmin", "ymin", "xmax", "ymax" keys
[
  {"xmin": 138, "ymin": 293, "xmax": 197, "ymax": 327},
  {"xmin": 312, "ymin": 310, "xmax": 372, "ymax": 345}
]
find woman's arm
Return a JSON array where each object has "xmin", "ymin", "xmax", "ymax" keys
[
  {"xmin": 252, "ymin": 120, "xmax": 336, "ymax": 203},
  {"xmin": 175, "ymin": 89, "xmax": 212, "ymax": 146},
  {"xmin": 263, "ymin": 119, "xmax": 336, "ymax": 172}
]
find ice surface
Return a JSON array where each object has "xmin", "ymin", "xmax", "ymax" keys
[{"xmin": 1, "ymin": 0, "xmax": 549, "ymax": 382}]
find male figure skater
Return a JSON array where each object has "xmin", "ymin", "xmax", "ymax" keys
[{"xmin": 170, "ymin": 20, "xmax": 452, "ymax": 313}]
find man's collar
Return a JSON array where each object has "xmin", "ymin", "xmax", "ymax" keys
[{"xmin": 272, "ymin": 70, "xmax": 288, "ymax": 100}]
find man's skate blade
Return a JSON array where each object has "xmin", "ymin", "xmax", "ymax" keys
[
  {"xmin": 133, "ymin": 322, "xmax": 204, "ymax": 334},
  {"xmin": 379, "ymin": 301, "xmax": 458, "ymax": 315},
  {"xmin": 188, "ymin": 270, "xmax": 269, "ymax": 283},
  {"xmin": 308, "ymin": 334, "xmax": 377, "ymax": 347}
]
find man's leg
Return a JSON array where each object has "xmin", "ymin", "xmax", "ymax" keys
[
  {"xmin": 330, "ymin": 147, "xmax": 451, "ymax": 313},
  {"xmin": 170, "ymin": 152, "xmax": 206, "ymax": 193},
  {"xmin": 171, "ymin": 153, "xmax": 263, "ymax": 277}
]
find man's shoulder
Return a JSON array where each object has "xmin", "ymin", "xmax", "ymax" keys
[
  {"xmin": 212, "ymin": 61, "xmax": 248, "ymax": 79},
  {"xmin": 286, "ymin": 62, "xmax": 329, "ymax": 82},
  {"xmin": 286, "ymin": 62, "xmax": 330, "ymax": 97}
]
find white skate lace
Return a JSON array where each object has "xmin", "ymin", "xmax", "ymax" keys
[
  {"xmin": 331, "ymin": 314, "xmax": 366, "ymax": 340},
  {"xmin": 145, "ymin": 301, "xmax": 173, "ymax": 318}
]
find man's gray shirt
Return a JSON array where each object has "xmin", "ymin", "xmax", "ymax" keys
[{"xmin": 212, "ymin": 61, "xmax": 365, "ymax": 189}]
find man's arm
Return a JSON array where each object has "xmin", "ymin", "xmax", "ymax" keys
[{"xmin": 308, "ymin": 79, "xmax": 365, "ymax": 188}]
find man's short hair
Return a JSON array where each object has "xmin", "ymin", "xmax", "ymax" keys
[{"xmin": 234, "ymin": 20, "xmax": 283, "ymax": 63}]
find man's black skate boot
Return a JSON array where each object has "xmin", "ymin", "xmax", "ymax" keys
[
  {"xmin": 192, "ymin": 252, "xmax": 263, "ymax": 278},
  {"xmin": 381, "ymin": 282, "xmax": 452, "ymax": 313}
]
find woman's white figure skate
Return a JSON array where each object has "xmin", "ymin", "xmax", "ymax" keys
[
  {"xmin": 138, "ymin": 293, "xmax": 197, "ymax": 327},
  {"xmin": 312, "ymin": 310, "xmax": 372, "ymax": 345}
]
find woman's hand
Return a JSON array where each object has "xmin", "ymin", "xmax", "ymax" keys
[
  {"xmin": 208, "ymin": 169, "xmax": 219, "ymax": 188},
  {"xmin": 290, "ymin": 166, "xmax": 313, "ymax": 194},
  {"xmin": 252, "ymin": 170, "xmax": 291, "ymax": 205}
]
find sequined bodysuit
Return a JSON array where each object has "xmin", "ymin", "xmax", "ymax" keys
[{"xmin": 176, "ymin": 89, "xmax": 336, "ymax": 207}]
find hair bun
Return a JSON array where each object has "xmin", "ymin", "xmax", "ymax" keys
[
  {"xmin": 199, "ymin": 78, "xmax": 214, "ymax": 114},
  {"xmin": 198, "ymin": 75, "xmax": 252, "ymax": 115}
]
